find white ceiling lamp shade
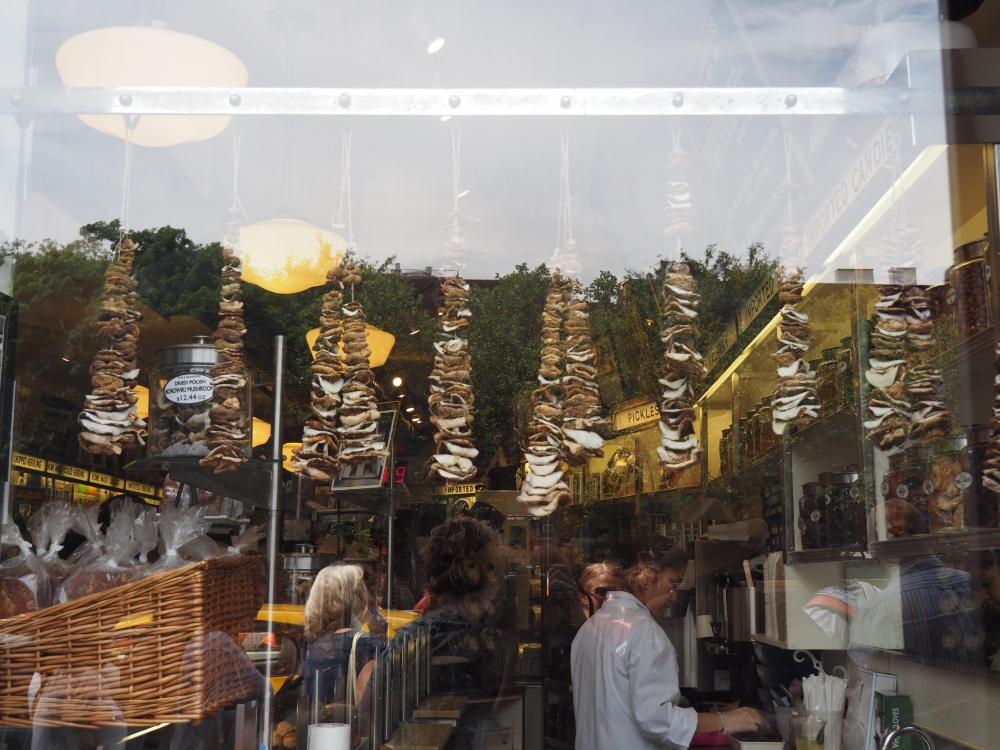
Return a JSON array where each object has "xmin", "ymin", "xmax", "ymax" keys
[
  {"xmin": 56, "ymin": 27, "xmax": 248, "ymax": 147},
  {"xmin": 239, "ymin": 219, "xmax": 348, "ymax": 295}
]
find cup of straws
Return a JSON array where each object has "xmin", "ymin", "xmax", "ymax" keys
[{"xmin": 801, "ymin": 673, "xmax": 847, "ymax": 750}]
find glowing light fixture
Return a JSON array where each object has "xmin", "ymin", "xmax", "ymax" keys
[
  {"xmin": 252, "ymin": 417, "xmax": 271, "ymax": 447},
  {"xmin": 391, "ymin": 376, "xmax": 403, "ymax": 387},
  {"xmin": 426, "ymin": 36, "xmax": 445, "ymax": 54},
  {"xmin": 440, "ymin": 115, "xmax": 452, "ymax": 122},
  {"xmin": 239, "ymin": 219, "xmax": 348, "ymax": 295},
  {"xmin": 282, "ymin": 442, "xmax": 302, "ymax": 472},
  {"xmin": 405, "ymin": 406, "xmax": 415, "ymax": 413},
  {"xmin": 56, "ymin": 27, "xmax": 248, "ymax": 147},
  {"xmin": 134, "ymin": 385, "xmax": 150, "ymax": 420},
  {"xmin": 306, "ymin": 325, "xmax": 395, "ymax": 368},
  {"xmin": 456, "ymin": 189, "xmax": 470, "ymax": 198}
]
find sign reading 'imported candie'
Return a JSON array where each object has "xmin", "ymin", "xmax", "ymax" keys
[
  {"xmin": 163, "ymin": 373, "xmax": 214, "ymax": 405},
  {"xmin": 613, "ymin": 401, "xmax": 661, "ymax": 432},
  {"xmin": 804, "ymin": 121, "xmax": 899, "ymax": 252}
]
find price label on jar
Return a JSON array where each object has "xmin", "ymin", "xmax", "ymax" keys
[
  {"xmin": 163, "ymin": 374, "xmax": 214, "ymax": 405},
  {"xmin": 850, "ymin": 486, "xmax": 860, "ymax": 499},
  {"xmin": 923, "ymin": 479, "xmax": 935, "ymax": 495},
  {"xmin": 896, "ymin": 483, "xmax": 909, "ymax": 499},
  {"xmin": 881, "ymin": 480, "xmax": 890, "ymax": 497},
  {"xmin": 955, "ymin": 471, "xmax": 973, "ymax": 490}
]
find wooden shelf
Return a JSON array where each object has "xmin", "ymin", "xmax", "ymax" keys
[
  {"xmin": 788, "ymin": 546, "xmax": 867, "ymax": 564},
  {"xmin": 786, "ymin": 406, "xmax": 856, "ymax": 446},
  {"xmin": 738, "ymin": 443, "xmax": 781, "ymax": 474},
  {"xmin": 751, "ymin": 633, "xmax": 790, "ymax": 650},
  {"xmin": 870, "ymin": 528, "xmax": 1000, "ymax": 558}
]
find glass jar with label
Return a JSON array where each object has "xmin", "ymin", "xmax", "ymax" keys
[
  {"xmin": 824, "ymin": 464, "xmax": 863, "ymax": 548},
  {"xmin": 881, "ymin": 452, "xmax": 907, "ymax": 538},
  {"xmin": 745, "ymin": 410, "xmax": 758, "ymax": 461},
  {"xmin": 148, "ymin": 335, "xmax": 252, "ymax": 457},
  {"xmin": 798, "ymin": 481, "xmax": 824, "ymax": 550},
  {"xmin": 964, "ymin": 424, "xmax": 998, "ymax": 528},
  {"xmin": 758, "ymin": 397, "xmax": 774, "ymax": 452},
  {"xmin": 719, "ymin": 428, "xmax": 732, "ymax": 475},
  {"xmin": 818, "ymin": 348, "xmax": 840, "ymax": 413},
  {"xmin": 928, "ymin": 437, "xmax": 966, "ymax": 533},
  {"xmin": 899, "ymin": 444, "xmax": 934, "ymax": 532},
  {"xmin": 838, "ymin": 335, "xmax": 855, "ymax": 408},
  {"xmin": 949, "ymin": 239, "xmax": 993, "ymax": 343}
]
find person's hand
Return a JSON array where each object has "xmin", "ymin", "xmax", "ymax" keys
[{"xmin": 722, "ymin": 707, "xmax": 769, "ymax": 734}]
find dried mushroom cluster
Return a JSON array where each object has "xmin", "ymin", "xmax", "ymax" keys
[
  {"xmin": 429, "ymin": 278, "xmax": 478, "ymax": 483},
  {"xmin": 664, "ymin": 147, "xmax": 693, "ymax": 238},
  {"xmin": 335, "ymin": 260, "xmax": 388, "ymax": 466},
  {"xmin": 560, "ymin": 280, "xmax": 607, "ymax": 462},
  {"xmin": 517, "ymin": 273, "xmax": 574, "ymax": 516},
  {"xmin": 771, "ymin": 268, "xmax": 820, "ymax": 435},
  {"xmin": 291, "ymin": 269, "xmax": 346, "ymax": 481},
  {"xmin": 200, "ymin": 245, "xmax": 250, "ymax": 472},
  {"xmin": 79, "ymin": 239, "xmax": 147, "ymax": 455},
  {"xmin": 985, "ymin": 342, "xmax": 1000, "ymax": 495},
  {"xmin": 656, "ymin": 263, "xmax": 706, "ymax": 473},
  {"xmin": 864, "ymin": 280, "xmax": 951, "ymax": 450}
]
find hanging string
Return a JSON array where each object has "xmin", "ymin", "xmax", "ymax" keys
[
  {"xmin": 232, "ymin": 125, "xmax": 247, "ymax": 222},
  {"xmin": 334, "ymin": 131, "xmax": 354, "ymax": 246},
  {"xmin": 784, "ymin": 131, "xmax": 793, "ymax": 228},
  {"xmin": 451, "ymin": 129, "xmax": 461, "ymax": 230},
  {"xmin": 118, "ymin": 116, "xmax": 138, "ymax": 251},
  {"xmin": 556, "ymin": 132, "xmax": 573, "ymax": 251}
]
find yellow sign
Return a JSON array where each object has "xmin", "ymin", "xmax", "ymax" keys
[
  {"xmin": 125, "ymin": 480, "xmax": 157, "ymax": 497},
  {"xmin": 45, "ymin": 462, "xmax": 89, "ymax": 482},
  {"xmin": 613, "ymin": 401, "xmax": 660, "ymax": 432},
  {"xmin": 90, "ymin": 471, "xmax": 126, "ymax": 490},
  {"xmin": 12, "ymin": 453, "xmax": 45, "ymax": 472},
  {"xmin": 436, "ymin": 483, "xmax": 483, "ymax": 496}
]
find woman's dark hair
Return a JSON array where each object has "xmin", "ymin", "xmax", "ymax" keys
[{"xmin": 421, "ymin": 517, "xmax": 501, "ymax": 601}]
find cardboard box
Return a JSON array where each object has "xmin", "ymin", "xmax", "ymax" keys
[{"xmin": 875, "ymin": 690, "xmax": 912, "ymax": 750}]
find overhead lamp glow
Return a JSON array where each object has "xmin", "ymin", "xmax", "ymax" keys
[
  {"xmin": 426, "ymin": 37, "xmax": 445, "ymax": 54},
  {"xmin": 134, "ymin": 385, "xmax": 149, "ymax": 420},
  {"xmin": 440, "ymin": 115, "xmax": 452, "ymax": 122},
  {"xmin": 56, "ymin": 27, "xmax": 248, "ymax": 147},
  {"xmin": 282, "ymin": 442, "xmax": 302, "ymax": 472},
  {"xmin": 405, "ymin": 406, "xmax": 415, "ymax": 413},
  {"xmin": 252, "ymin": 418, "xmax": 272, "ymax": 447},
  {"xmin": 239, "ymin": 219, "xmax": 348, "ymax": 295},
  {"xmin": 456, "ymin": 189, "xmax": 470, "ymax": 198},
  {"xmin": 391, "ymin": 376, "xmax": 403, "ymax": 387},
  {"xmin": 306, "ymin": 324, "xmax": 396, "ymax": 368}
]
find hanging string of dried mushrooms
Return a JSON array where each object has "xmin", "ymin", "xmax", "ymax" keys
[
  {"xmin": 517, "ymin": 272, "xmax": 573, "ymax": 516},
  {"xmin": 291, "ymin": 267, "xmax": 347, "ymax": 482},
  {"xmin": 560, "ymin": 279, "xmax": 607, "ymax": 463},
  {"xmin": 771, "ymin": 266, "xmax": 821, "ymax": 435},
  {"xmin": 429, "ymin": 277, "xmax": 478, "ymax": 483},
  {"xmin": 656, "ymin": 262, "xmax": 706, "ymax": 474},
  {"xmin": 78, "ymin": 238, "xmax": 147, "ymax": 456},
  {"xmin": 199, "ymin": 245, "xmax": 250, "ymax": 472},
  {"xmin": 335, "ymin": 259, "xmax": 389, "ymax": 466},
  {"xmin": 902, "ymin": 283, "xmax": 951, "ymax": 441}
]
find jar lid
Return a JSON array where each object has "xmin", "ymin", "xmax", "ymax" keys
[
  {"xmin": 818, "ymin": 472, "xmax": 835, "ymax": 485},
  {"xmin": 934, "ymin": 436, "xmax": 967, "ymax": 454},
  {"xmin": 762, "ymin": 396, "xmax": 773, "ymax": 406},
  {"xmin": 822, "ymin": 347, "xmax": 839, "ymax": 360},
  {"xmin": 156, "ymin": 335, "xmax": 224, "ymax": 367},
  {"xmin": 954, "ymin": 238, "xmax": 989, "ymax": 264},
  {"xmin": 966, "ymin": 423, "xmax": 992, "ymax": 445},
  {"xmin": 802, "ymin": 481, "xmax": 821, "ymax": 495},
  {"xmin": 888, "ymin": 452, "xmax": 906, "ymax": 470},
  {"xmin": 828, "ymin": 470, "xmax": 858, "ymax": 484},
  {"xmin": 905, "ymin": 444, "xmax": 933, "ymax": 461}
]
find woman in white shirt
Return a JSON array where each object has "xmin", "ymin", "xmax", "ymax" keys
[{"xmin": 571, "ymin": 553, "xmax": 766, "ymax": 750}]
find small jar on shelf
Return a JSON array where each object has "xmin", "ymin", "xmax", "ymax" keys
[
  {"xmin": 818, "ymin": 348, "xmax": 840, "ymax": 413},
  {"xmin": 963, "ymin": 424, "xmax": 998, "ymax": 528},
  {"xmin": 758, "ymin": 398, "xmax": 775, "ymax": 452},
  {"xmin": 928, "ymin": 436, "xmax": 966, "ymax": 533},
  {"xmin": 719, "ymin": 428, "xmax": 733, "ymax": 475},
  {"xmin": 823, "ymin": 464, "xmax": 863, "ymax": 548},
  {"xmin": 838, "ymin": 335, "xmax": 855, "ymax": 408},
  {"xmin": 899, "ymin": 444, "xmax": 934, "ymax": 532},
  {"xmin": 949, "ymin": 239, "xmax": 992, "ymax": 343},
  {"xmin": 798, "ymin": 481, "xmax": 825, "ymax": 550}
]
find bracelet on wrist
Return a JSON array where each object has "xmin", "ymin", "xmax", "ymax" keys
[{"xmin": 717, "ymin": 711, "xmax": 729, "ymax": 735}]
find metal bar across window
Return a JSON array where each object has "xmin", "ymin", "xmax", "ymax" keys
[{"xmin": 3, "ymin": 86, "xmax": 1000, "ymax": 116}]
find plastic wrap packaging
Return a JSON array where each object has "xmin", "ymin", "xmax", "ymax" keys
[
  {"xmin": 0, "ymin": 523, "xmax": 51, "ymax": 618},
  {"xmin": 68, "ymin": 504, "xmax": 105, "ymax": 567},
  {"xmin": 180, "ymin": 523, "xmax": 263, "ymax": 561},
  {"xmin": 27, "ymin": 501, "xmax": 79, "ymax": 588},
  {"xmin": 56, "ymin": 503, "xmax": 141, "ymax": 603},
  {"xmin": 227, "ymin": 524, "xmax": 262, "ymax": 555},
  {"xmin": 144, "ymin": 506, "xmax": 209, "ymax": 577},
  {"xmin": 134, "ymin": 505, "xmax": 159, "ymax": 567}
]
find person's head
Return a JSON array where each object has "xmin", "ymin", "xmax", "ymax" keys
[
  {"xmin": 422, "ymin": 517, "xmax": 502, "ymax": 613},
  {"xmin": 617, "ymin": 546, "xmax": 689, "ymax": 617},
  {"xmin": 977, "ymin": 551, "xmax": 1000, "ymax": 612},
  {"xmin": 579, "ymin": 562, "xmax": 622, "ymax": 618},
  {"xmin": 305, "ymin": 564, "xmax": 368, "ymax": 640}
]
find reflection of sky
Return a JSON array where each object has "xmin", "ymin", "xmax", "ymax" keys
[{"xmin": 5, "ymin": 0, "xmax": 955, "ymax": 283}]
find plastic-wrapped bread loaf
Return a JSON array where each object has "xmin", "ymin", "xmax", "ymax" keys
[
  {"xmin": 200, "ymin": 245, "xmax": 250, "ymax": 471},
  {"xmin": 335, "ymin": 259, "xmax": 389, "ymax": 466},
  {"xmin": 771, "ymin": 267, "xmax": 821, "ymax": 435},
  {"xmin": 517, "ymin": 273, "xmax": 572, "ymax": 516},
  {"xmin": 79, "ymin": 238, "xmax": 147, "ymax": 455},
  {"xmin": 656, "ymin": 263, "xmax": 706, "ymax": 473},
  {"xmin": 292, "ymin": 268, "xmax": 346, "ymax": 481},
  {"xmin": 429, "ymin": 277, "xmax": 478, "ymax": 482},
  {"xmin": 560, "ymin": 279, "xmax": 607, "ymax": 463}
]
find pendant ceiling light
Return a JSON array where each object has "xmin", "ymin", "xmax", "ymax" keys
[
  {"xmin": 252, "ymin": 417, "xmax": 271, "ymax": 447},
  {"xmin": 282, "ymin": 442, "xmax": 303, "ymax": 472},
  {"xmin": 56, "ymin": 27, "xmax": 248, "ymax": 147},
  {"xmin": 305, "ymin": 324, "xmax": 395, "ymax": 368},
  {"xmin": 239, "ymin": 219, "xmax": 348, "ymax": 295}
]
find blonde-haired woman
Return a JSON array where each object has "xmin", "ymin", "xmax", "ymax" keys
[{"xmin": 302, "ymin": 564, "xmax": 385, "ymax": 711}]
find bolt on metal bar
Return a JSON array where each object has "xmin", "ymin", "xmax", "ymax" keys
[{"xmin": 2, "ymin": 86, "xmax": 998, "ymax": 116}]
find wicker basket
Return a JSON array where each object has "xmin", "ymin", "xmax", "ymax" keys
[{"xmin": 0, "ymin": 555, "xmax": 266, "ymax": 728}]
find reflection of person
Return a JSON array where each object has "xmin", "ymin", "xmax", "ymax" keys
[
  {"xmin": 571, "ymin": 553, "xmax": 765, "ymax": 749},
  {"xmin": 302, "ymin": 565, "xmax": 384, "ymax": 706},
  {"xmin": 578, "ymin": 562, "xmax": 621, "ymax": 620},
  {"xmin": 852, "ymin": 501, "xmax": 980, "ymax": 665},
  {"xmin": 974, "ymin": 551, "xmax": 1000, "ymax": 669}
]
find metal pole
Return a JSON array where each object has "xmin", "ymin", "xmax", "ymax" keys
[
  {"xmin": 2, "ymin": 379, "xmax": 16, "ymax": 527},
  {"xmin": 262, "ymin": 334, "xmax": 285, "ymax": 748},
  {"xmin": 385, "ymin": 437, "xmax": 395, "ymax": 612}
]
